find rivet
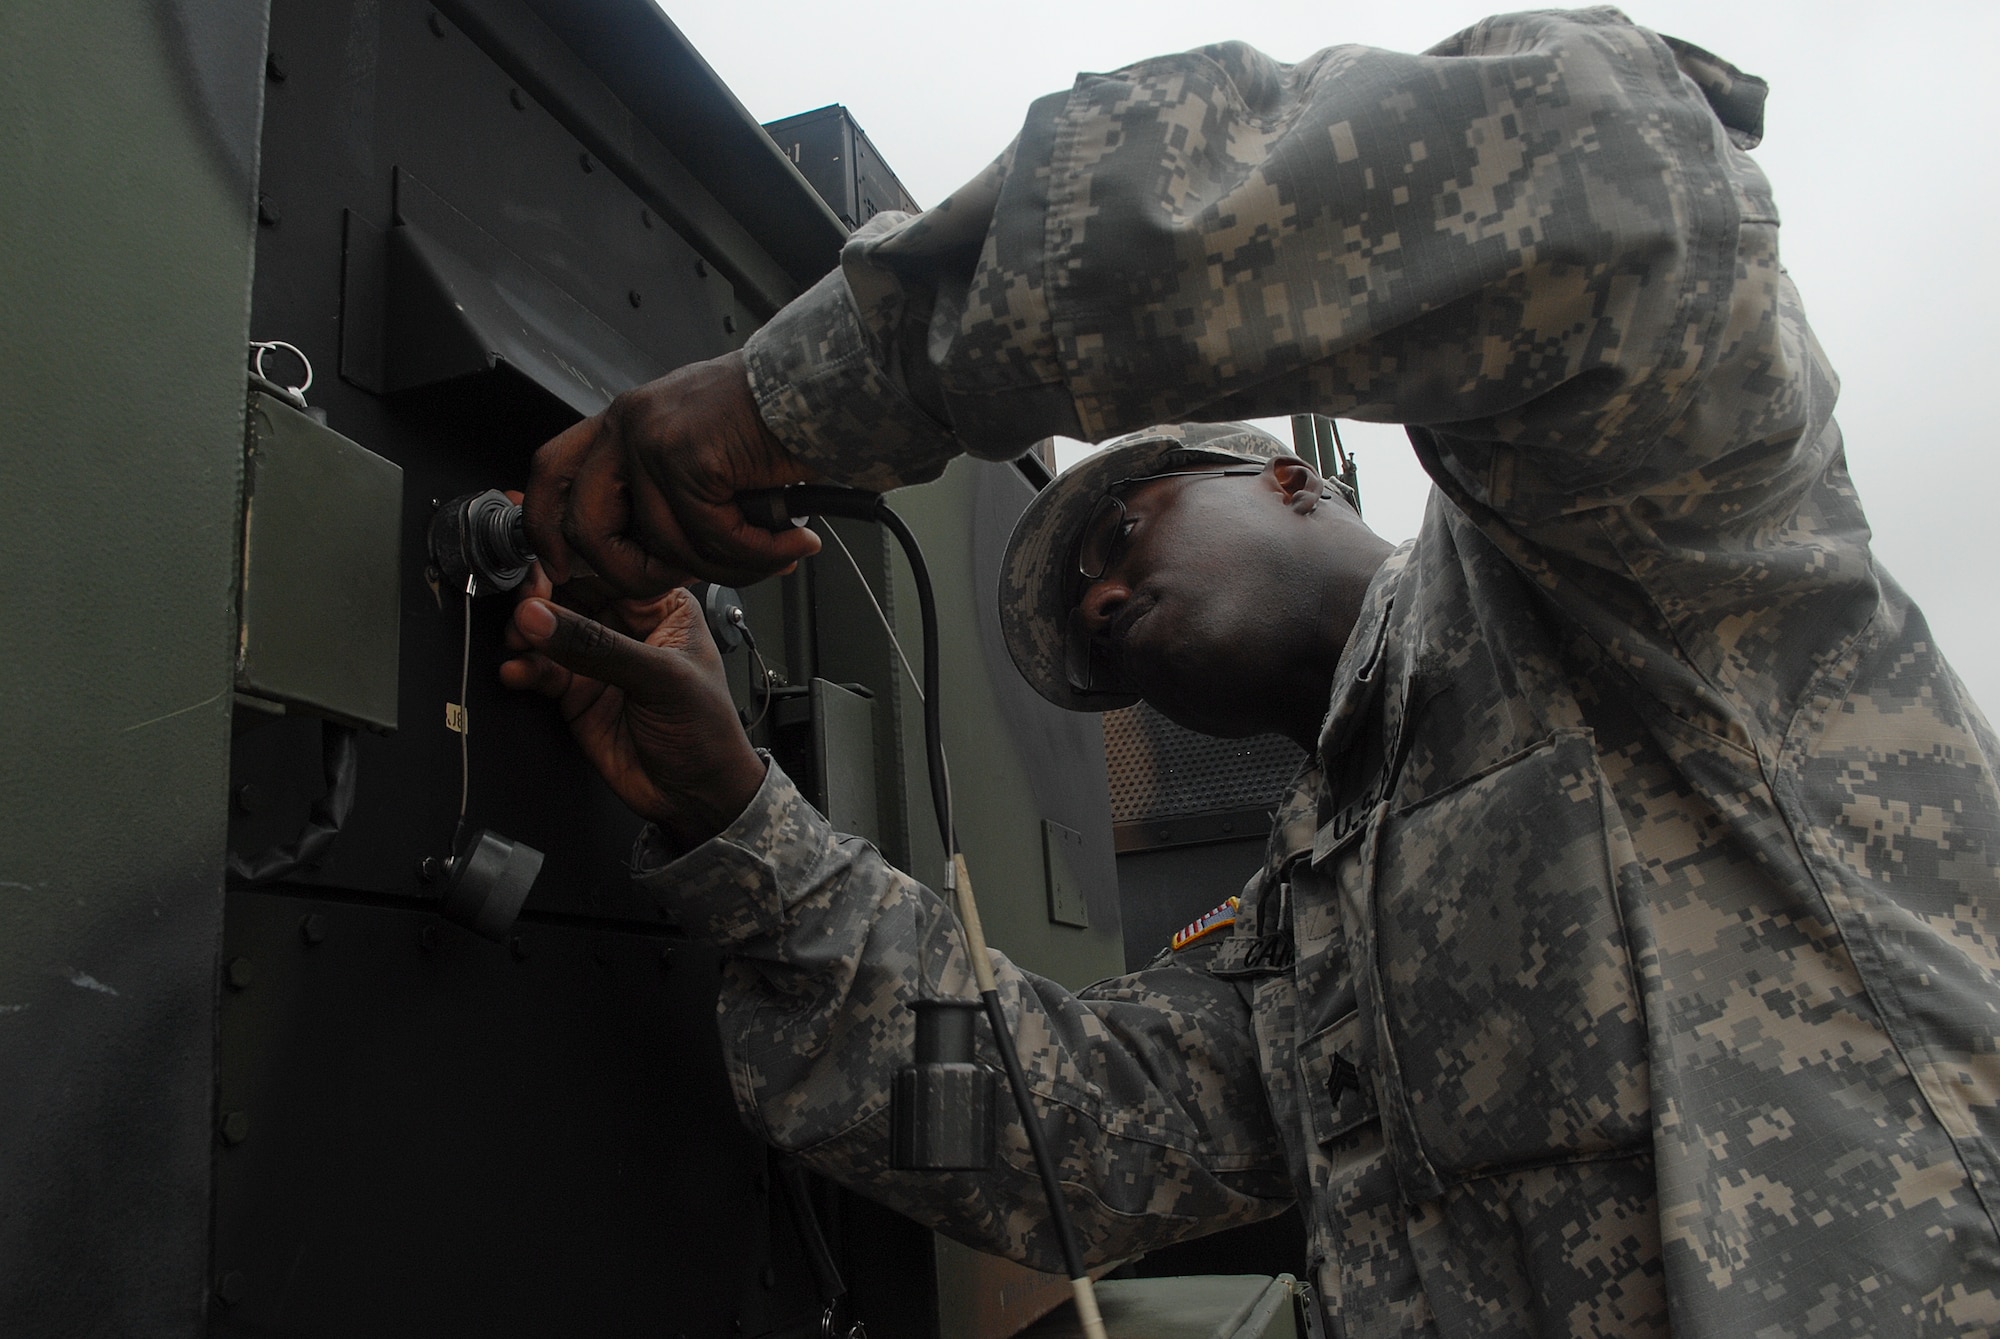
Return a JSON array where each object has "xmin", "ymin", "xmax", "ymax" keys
[
  {"xmin": 428, "ymin": 11, "xmax": 446, "ymax": 37},
  {"xmin": 215, "ymin": 1271, "xmax": 248, "ymax": 1306},
  {"xmin": 220, "ymin": 1110, "xmax": 250, "ymax": 1145},
  {"xmin": 265, "ymin": 52, "xmax": 288, "ymax": 83},
  {"xmin": 628, "ymin": 289, "xmax": 642, "ymax": 308},
  {"xmin": 226, "ymin": 957, "xmax": 254, "ymax": 990},
  {"xmin": 509, "ymin": 87, "xmax": 526, "ymax": 111},
  {"xmin": 640, "ymin": 208, "xmax": 653, "ymax": 229},
  {"xmin": 722, "ymin": 315, "xmax": 737, "ymax": 334},
  {"xmin": 232, "ymin": 783, "xmax": 263, "ymax": 816},
  {"xmin": 416, "ymin": 856, "xmax": 443, "ymax": 885},
  {"xmin": 257, "ymin": 194, "xmax": 281, "ymax": 227},
  {"xmin": 299, "ymin": 913, "xmax": 325, "ymax": 945},
  {"xmin": 694, "ymin": 258, "xmax": 707, "ymax": 278},
  {"xmin": 578, "ymin": 151, "xmax": 594, "ymax": 174}
]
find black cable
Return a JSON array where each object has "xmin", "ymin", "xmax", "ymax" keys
[
  {"xmin": 227, "ymin": 722, "xmax": 359, "ymax": 884},
  {"xmin": 875, "ymin": 502, "xmax": 1084, "ymax": 1281},
  {"xmin": 743, "ymin": 484, "xmax": 1094, "ymax": 1296},
  {"xmin": 872, "ymin": 503, "xmax": 952, "ymax": 854}
]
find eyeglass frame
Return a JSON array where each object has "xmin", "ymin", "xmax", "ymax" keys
[{"xmin": 1061, "ymin": 465, "xmax": 1269, "ymax": 695}]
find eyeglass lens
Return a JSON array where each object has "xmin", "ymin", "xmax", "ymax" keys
[{"xmin": 1077, "ymin": 495, "xmax": 1128, "ymax": 582}]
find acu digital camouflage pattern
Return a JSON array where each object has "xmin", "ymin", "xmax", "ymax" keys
[{"xmin": 678, "ymin": 6, "xmax": 2000, "ymax": 1334}]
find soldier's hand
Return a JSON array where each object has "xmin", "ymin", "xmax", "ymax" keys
[
  {"xmin": 499, "ymin": 565, "xmax": 765, "ymax": 849},
  {"xmin": 522, "ymin": 350, "xmax": 822, "ymax": 596}
]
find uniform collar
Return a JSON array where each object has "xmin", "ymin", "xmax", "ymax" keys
[{"xmin": 1315, "ymin": 542, "xmax": 1412, "ymax": 766}]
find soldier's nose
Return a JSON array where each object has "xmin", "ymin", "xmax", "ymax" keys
[{"xmin": 1075, "ymin": 579, "xmax": 1128, "ymax": 633}]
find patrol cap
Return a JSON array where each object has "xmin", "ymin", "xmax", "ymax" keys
[{"xmin": 997, "ymin": 421, "xmax": 1295, "ymax": 713}]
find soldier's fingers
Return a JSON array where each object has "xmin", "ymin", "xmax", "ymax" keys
[
  {"xmin": 497, "ymin": 649, "xmax": 573, "ymax": 699},
  {"xmin": 513, "ymin": 597, "xmax": 683, "ymax": 702},
  {"xmin": 504, "ymin": 564, "xmax": 559, "ymax": 652},
  {"xmin": 674, "ymin": 496, "xmax": 822, "ymax": 586},
  {"xmin": 561, "ymin": 444, "xmax": 683, "ymax": 597},
  {"xmin": 523, "ymin": 416, "xmax": 598, "ymax": 585}
]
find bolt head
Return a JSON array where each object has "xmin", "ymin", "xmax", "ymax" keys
[
  {"xmin": 299, "ymin": 913, "xmax": 326, "ymax": 945},
  {"xmin": 265, "ymin": 52, "xmax": 287, "ymax": 82},
  {"xmin": 428, "ymin": 10, "xmax": 446, "ymax": 36},
  {"xmin": 510, "ymin": 935, "xmax": 528, "ymax": 962},
  {"xmin": 579, "ymin": 151, "xmax": 594, "ymax": 173},
  {"xmin": 226, "ymin": 957, "xmax": 254, "ymax": 990},
  {"xmin": 216, "ymin": 1271, "xmax": 248, "ymax": 1306},
  {"xmin": 220, "ymin": 1110, "xmax": 250, "ymax": 1145},
  {"xmin": 509, "ymin": 87, "xmax": 526, "ymax": 110},
  {"xmin": 232, "ymin": 783, "xmax": 263, "ymax": 816},
  {"xmin": 723, "ymin": 315, "xmax": 737, "ymax": 334},
  {"xmin": 416, "ymin": 855, "xmax": 443, "ymax": 885},
  {"xmin": 694, "ymin": 258, "xmax": 707, "ymax": 278},
  {"xmin": 257, "ymin": 194, "xmax": 280, "ymax": 227},
  {"xmin": 628, "ymin": 289, "xmax": 642, "ymax": 308}
]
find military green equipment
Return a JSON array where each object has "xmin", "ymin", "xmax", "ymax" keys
[
  {"xmin": 237, "ymin": 385, "xmax": 404, "ymax": 731},
  {"xmin": 2, "ymin": 1, "xmax": 1130, "ymax": 1334}
]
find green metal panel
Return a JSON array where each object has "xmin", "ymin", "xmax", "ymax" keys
[
  {"xmin": 237, "ymin": 391, "xmax": 403, "ymax": 731},
  {"xmin": 0, "ymin": 0, "xmax": 270, "ymax": 1331},
  {"xmin": 885, "ymin": 458, "xmax": 1125, "ymax": 993}
]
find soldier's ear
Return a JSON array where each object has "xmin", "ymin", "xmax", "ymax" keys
[{"xmin": 1269, "ymin": 455, "xmax": 1326, "ymax": 514}]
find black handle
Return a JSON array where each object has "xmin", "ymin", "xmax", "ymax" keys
[{"xmin": 737, "ymin": 485, "xmax": 884, "ymax": 530}]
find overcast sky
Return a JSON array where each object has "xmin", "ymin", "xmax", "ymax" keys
[{"xmin": 671, "ymin": 1, "xmax": 2000, "ymax": 715}]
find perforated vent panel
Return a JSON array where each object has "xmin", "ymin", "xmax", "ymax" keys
[{"xmin": 1102, "ymin": 702, "xmax": 1304, "ymax": 825}]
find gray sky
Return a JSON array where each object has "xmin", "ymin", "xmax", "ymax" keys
[{"xmin": 672, "ymin": 1, "xmax": 2000, "ymax": 716}]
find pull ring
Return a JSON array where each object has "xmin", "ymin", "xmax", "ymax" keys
[{"xmin": 249, "ymin": 340, "xmax": 314, "ymax": 403}]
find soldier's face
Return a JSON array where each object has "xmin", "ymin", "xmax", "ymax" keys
[{"xmin": 1070, "ymin": 456, "xmax": 1385, "ymax": 743}]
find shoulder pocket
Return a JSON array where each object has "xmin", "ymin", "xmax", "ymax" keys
[{"xmin": 1368, "ymin": 730, "xmax": 1649, "ymax": 1188}]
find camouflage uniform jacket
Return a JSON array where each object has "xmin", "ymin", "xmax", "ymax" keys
[{"xmin": 643, "ymin": 8, "xmax": 2000, "ymax": 1334}]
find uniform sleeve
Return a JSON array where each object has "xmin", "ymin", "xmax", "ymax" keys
[
  {"xmin": 634, "ymin": 761, "xmax": 1294, "ymax": 1269},
  {"xmin": 745, "ymin": 8, "xmax": 1771, "ymax": 498}
]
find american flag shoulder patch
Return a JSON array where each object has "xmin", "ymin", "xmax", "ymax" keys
[{"xmin": 1171, "ymin": 897, "xmax": 1241, "ymax": 952}]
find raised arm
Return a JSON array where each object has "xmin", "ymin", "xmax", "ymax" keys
[
  {"xmin": 750, "ymin": 10, "xmax": 1764, "ymax": 494},
  {"xmin": 530, "ymin": 10, "xmax": 1777, "ymax": 588}
]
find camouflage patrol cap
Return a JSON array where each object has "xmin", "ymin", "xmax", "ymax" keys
[{"xmin": 998, "ymin": 421, "xmax": 1294, "ymax": 713}]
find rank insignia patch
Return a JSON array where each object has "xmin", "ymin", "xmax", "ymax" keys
[{"xmin": 1171, "ymin": 897, "xmax": 1241, "ymax": 952}]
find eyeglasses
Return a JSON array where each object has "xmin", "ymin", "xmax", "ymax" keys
[
  {"xmin": 1063, "ymin": 467, "xmax": 1263, "ymax": 693},
  {"xmin": 1074, "ymin": 468, "xmax": 1264, "ymax": 582}
]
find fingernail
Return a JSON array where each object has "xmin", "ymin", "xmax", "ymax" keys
[{"xmin": 518, "ymin": 600, "xmax": 557, "ymax": 640}]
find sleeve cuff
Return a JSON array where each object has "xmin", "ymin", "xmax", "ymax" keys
[
  {"xmin": 629, "ymin": 758, "xmax": 836, "ymax": 948},
  {"xmin": 743, "ymin": 266, "xmax": 965, "ymax": 492}
]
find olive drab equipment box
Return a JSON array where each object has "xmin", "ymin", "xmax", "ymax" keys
[{"xmin": 2, "ymin": 2, "xmax": 1127, "ymax": 1335}]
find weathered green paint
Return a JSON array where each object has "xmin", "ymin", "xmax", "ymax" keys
[{"xmin": 0, "ymin": 0, "xmax": 268, "ymax": 1329}]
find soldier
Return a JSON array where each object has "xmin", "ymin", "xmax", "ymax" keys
[{"xmin": 504, "ymin": 8, "xmax": 2000, "ymax": 1335}]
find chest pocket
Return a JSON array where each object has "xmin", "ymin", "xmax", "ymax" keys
[
  {"xmin": 1298, "ymin": 1011, "xmax": 1375, "ymax": 1147},
  {"xmin": 1364, "ymin": 729, "xmax": 1649, "ymax": 1195}
]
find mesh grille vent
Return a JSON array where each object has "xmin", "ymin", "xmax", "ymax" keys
[{"xmin": 1102, "ymin": 702, "xmax": 1304, "ymax": 825}]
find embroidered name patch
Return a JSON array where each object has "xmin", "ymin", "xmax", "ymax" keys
[{"xmin": 1171, "ymin": 897, "xmax": 1241, "ymax": 952}]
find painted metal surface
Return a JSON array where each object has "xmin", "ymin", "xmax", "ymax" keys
[{"xmin": 0, "ymin": 1, "xmax": 272, "ymax": 1332}]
